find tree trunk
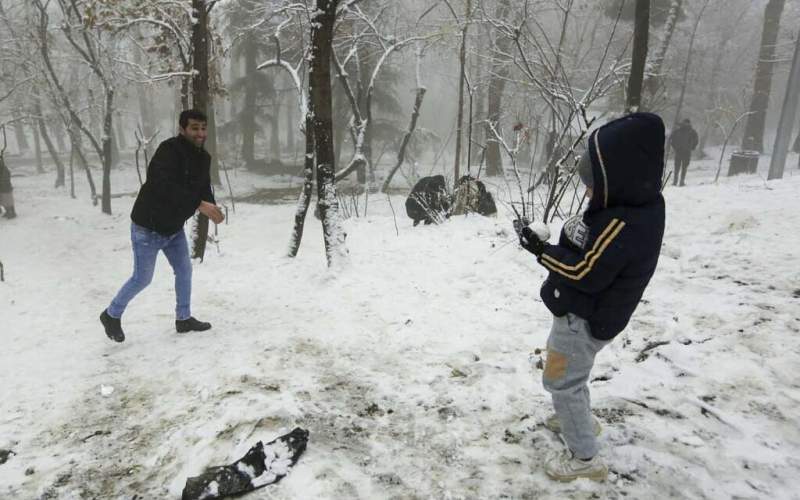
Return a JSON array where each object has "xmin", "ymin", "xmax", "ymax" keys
[
  {"xmin": 472, "ymin": 33, "xmax": 485, "ymax": 148},
  {"xmin": 646, "ymin": 0, "xmax": 682, "ymax": 101},
  {"xmin": 741, "ymin": 0, "xmax": 786, "ymax": 152},
  {"xmin": 270, "ymin": 97, "xmax": 281, "ymax": 164},
  {"xmin": 453, "ymin": 0, "xmax": 472, "ymax": 180},
  {"xmin": 32, "ymin": 115, "xmax": 44, "ymax": 173},
  {"xmin": 626, "ymin": 0, "xmax": 650, "ymax": 113},
  {"xmin": 33, "ymin": 96, "xmax": 64, "ymax": 186},
  {"xmin": 53, "ymin": 119, "xmax": 66, "ymax": 152},
  {"xmin": 699, "ymin": 35, "xmax": 728, "ymax": 153},
  {"xmin": 288, "ymin": 114, "xmax": 314, "ymax": 258},
  {"xmin": 310, "ymin": 0, "xmax": 347, "ymax": 267},
  {"xmin": 100, "ymin": 87, "xmax": 115, "ymax": 215},
  {"xmin": 207, "ymin": 98, "xmax": 221, "ymax": 185},
  {"xmin": 382, "ymin": 87, "xmax": 427, "ymax": 192},
  {"xmin": 671, "ymin": 0, "xmax": 709, "ymax": 130},
  {"xmin": 285, "ymin": 85, "xmax": 295, "ymax": 153},
  {"xmin": 191, "ymin": 0, "xmax": 211, "ymax": 260},
  {"xmin": 485, "ymin": 0, "xmax": 511, "ymax": 177},
  {"xmin": 12, "ymin": 111, "xmax": 29, "ymax": 152},
  {"xmin": 241, "ymin": 34, "xmax": 257, "ymax": 167},
  {"xmin": 767, "ymin": 30, "xmax": 800, "ymax": 180}
]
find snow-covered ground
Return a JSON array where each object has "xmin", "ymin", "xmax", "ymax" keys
[{"xmin": 1, "ymin": 152, "xmax": 800, "ymax": 499}]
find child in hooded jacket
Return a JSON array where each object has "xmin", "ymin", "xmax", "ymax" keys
[{"xmin": 519, "ymin": 112, "xmax": 666, "ymax": 482}]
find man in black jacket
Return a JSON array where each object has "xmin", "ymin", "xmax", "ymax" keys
[
  {"xmin": 100, "ymin": 110, "xmax": 224, "ymax": 342},
  {"xmin": 669, "ymin": 118, "xmax": 699, "ymax": 186},
  {"xmin": 518, "ymin": 113, "xmax": 665, "ymax": 482}
]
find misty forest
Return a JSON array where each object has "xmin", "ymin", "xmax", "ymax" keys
[{"xmin": 1, "ymin": 0, "xmax": 800, "ymax": 498}]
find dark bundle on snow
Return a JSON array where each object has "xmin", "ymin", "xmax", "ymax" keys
[
  {"xmin": 451, "ymin": 175, "xmax": 497, "ymax": 218},
  {"xmin": 181, "ymin": 427, "xmax": 309, "ymax": 500},
  {"xmin": 405, "ymin": 175, "xmax": 450, "ymax": 226}
]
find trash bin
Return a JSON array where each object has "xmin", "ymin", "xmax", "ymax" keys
[{"xmin": 727, "ymin": 150, "xmax": 759, "ymax": 176}]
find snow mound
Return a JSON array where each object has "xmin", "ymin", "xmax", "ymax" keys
[{"xmin": 712, "ymin": 210, "xmax": 760, "ymax": 234}]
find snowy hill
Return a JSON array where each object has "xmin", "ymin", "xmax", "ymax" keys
[{"xmin": 1, "ymin": 154, "xmax": 800, "ymax": 499}]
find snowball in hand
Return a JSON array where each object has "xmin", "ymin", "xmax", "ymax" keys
[{"xmin": 528, "ymin": 222, "xmax": 551, "ymax": 242}]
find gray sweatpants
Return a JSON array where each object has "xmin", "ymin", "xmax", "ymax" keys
[{"xmin": 542, "ymin": 313, "xmax": 610, "ymax": 459}]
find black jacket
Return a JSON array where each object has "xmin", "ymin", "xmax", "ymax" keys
[
  {"xmin": 131, "ymin": 135, "xmax": 214, "ymax": 235},
  {"xmin": 537, "ymin": 113, "xmax": 666, "ymax": 340},
  {"xmin": 669, "ymin": 124, "xmax": 698, "ymax": 155}
]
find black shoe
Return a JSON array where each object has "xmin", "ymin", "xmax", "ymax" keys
[
  {"xmin": 176, "ymin": 317, "xmax": 212, "ymax": 333},
  {"xmin": 100, "ymin": 309, "xmax": 125, "ymax": 342},
  {"xmin": 2, "ymin": 207, "xmax": 16, "ymax": 219}
]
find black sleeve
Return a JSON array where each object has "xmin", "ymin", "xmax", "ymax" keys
[
  {"xmin": 201, "ymin": 181, "xmax": 215, "ymax": 204},
  {"xmin": 536, "ymin": 216, "xmax": 628, "ymax": 294},
  {"xmin": 148, "ymin": 142, "xmax": 201, "ymax": 215}
]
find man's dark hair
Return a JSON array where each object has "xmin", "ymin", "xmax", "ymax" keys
[{"xmin": 179, "ymin": 109, "xmax": 208, "ymax": 129}]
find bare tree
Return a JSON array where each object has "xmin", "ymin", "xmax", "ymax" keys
[
  {"xmin": 671, "ymin": 0, "xmax": 710, "ymax": 129},
  {"xmin": 626, "ymin": 0, "xmax": 650, "ymax": 113},
  {"xmin": 741, "ymin": 0, "xmax": 786, "ymax": 153},
  {"xmin": 310, "ymin": 0, "xmax": 347, "ymax": 266}
]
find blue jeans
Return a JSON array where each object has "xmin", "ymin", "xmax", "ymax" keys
[
  {"xmin": 542, "ymin": 313, "xmax": 610, "ymax": 459},
  {"xmin": 108, "ymin": 223, "xmax": 192, "ymax": 320}
]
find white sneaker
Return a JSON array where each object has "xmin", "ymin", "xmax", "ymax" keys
[
  {"xmin": 544, "ymin": 414, "xmax": 602, "ymax": 436},
  {"xmin": 545, "ymin": 450, "xmax": 608, "ymax": 482}
]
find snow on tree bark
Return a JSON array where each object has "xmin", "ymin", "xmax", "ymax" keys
[
  {"xmin": 310, "ymin": 0, "xmax": 347, "ymax": 267},
  {"xmin": 645, "ymin": 0, "xmax": 682, "ymax": 102}
]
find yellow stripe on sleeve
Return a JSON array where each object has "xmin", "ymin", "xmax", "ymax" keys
[{"xmin": 541, "ymin": 221, "xmax": 626, "ymax": 281}]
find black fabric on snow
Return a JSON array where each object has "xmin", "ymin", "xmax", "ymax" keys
[
  {"xmin": 131, "ymin": 135, "xmax": 215, "ymax": 235},
  {"xmin": 537, "ymin": 112, "xmax": 666, "ymax": 340},
  {"xmin": 406, "ymin": 175, "xmax": 449, "ymax": 225}
]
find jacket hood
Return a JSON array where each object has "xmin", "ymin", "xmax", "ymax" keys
[{"xmin": 586, "ymin": 112, "xmax": 665, "ymax": 211}]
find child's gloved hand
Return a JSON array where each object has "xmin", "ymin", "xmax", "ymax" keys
[{"xmin": 519, "ymin": 226, "xmax": 545, "ymax": 256}]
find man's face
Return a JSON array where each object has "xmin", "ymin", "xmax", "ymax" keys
[
  {"xmin": 586, "ymin": 187, "xmax": 593, "ymax": 199},
  {"xmin": 180, "ymin": 119, "xmax": 207, "ymax": 147}
]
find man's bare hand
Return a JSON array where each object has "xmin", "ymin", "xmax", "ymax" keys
[{"xmin": 198, "ymin": 201, "xmax": 225, "ymax": 224}]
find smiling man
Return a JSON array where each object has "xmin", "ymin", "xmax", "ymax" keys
[{"xmin": 100, "ymin": 110, "xmax": 224, "ymax": 343}]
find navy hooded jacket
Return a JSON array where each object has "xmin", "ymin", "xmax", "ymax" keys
[{"xmin": 537, "ymin": 113, "xmax": 666, "ymax": 340}]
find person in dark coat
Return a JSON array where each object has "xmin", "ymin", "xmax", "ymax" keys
[
  {"xmin": 405, "ymin": 175, "xmax": 450, "ymax": 225},
  {"xmin": 100, "ymin": 110, "xmax": 224, "ymax": 343},
  {"xmin": 669, "ymin": 118, "xmax": 699, "ymax": 186},
  {"xmin": 518, "ymin": 113, "xmax": 666, "ymax": 482},
  {"xmin": 0, "ymin": 155, "xmax": 16, "ymax": 219}
]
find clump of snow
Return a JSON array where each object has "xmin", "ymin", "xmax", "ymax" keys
[
  {"xmin": 713, "ymin": 209, "xmax": 760, "ymax": 234},
  {"xmin": 198, "ymin": 480, "xmax": 218, "ymax": 500}
]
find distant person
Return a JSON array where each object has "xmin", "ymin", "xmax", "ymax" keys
[
  {"xmin": 0, "ymin": 154, "xmax": 16, "ymax": 219},
  {"xmin": 669, "ymin": 118, "xmax": 699, "ymax": 186},
  {"xmin": 100, "ymin": 110, "xmax": 224, "ymax": 343},
  {"xmin": 517, "ymin": 113, "xmax": 666, "ymax": 482}
]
